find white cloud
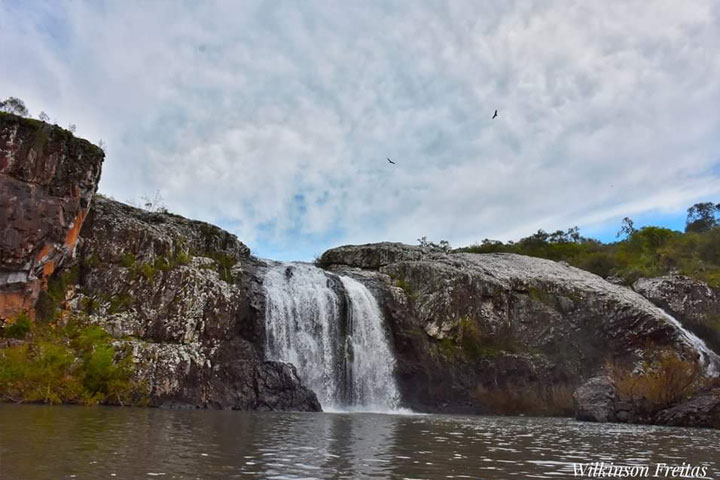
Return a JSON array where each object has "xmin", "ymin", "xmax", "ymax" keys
[{"xmin": 1, "ymin": 1, "xmax": 719, "ymax": 259}]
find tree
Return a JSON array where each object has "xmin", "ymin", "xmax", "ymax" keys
[
  {"xmin": 38, "ymin": 111, "xmax": 50, "ymax": 122},
  {"xmin": 567, "ymin": 226, "xmax": 581, "ymax": 242},
  {"xmin": 617, "ymin": 217, "xmax": 636, "ymax": 239},
  {"xmin": 685, "ymin": 202, "xmax": 720, "ymax": 233},
  {"xmin": 67, "ymin": 123, "xmax": 77, "ymax": 133},
  {"xmin": 417, "ymin": 236, "xmax": 452, "ymax": 252},
  {"xmin": 0, "ymin": 97, "xmax": 29, "ymax": 116},
  {"xmin": 140, "ymin": 190, "xmax": 168, "ymax": 213}
]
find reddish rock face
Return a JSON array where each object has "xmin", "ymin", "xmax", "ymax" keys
[{"xmin": 0, "ymin": 113, "xmax": 103, "ymax": 322}]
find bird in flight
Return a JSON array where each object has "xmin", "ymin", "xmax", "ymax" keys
[
  {"xmin": 492, "ymin": 110, "xmax": 498, "ymax": 119},
  {"xmin": 387, "ymin": 158, "xmax": 396, "ymax": 165}
]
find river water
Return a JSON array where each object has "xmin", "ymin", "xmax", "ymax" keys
[{"xmin": 1, "ymin": 405, "xmax": 719, "ymax": 479}]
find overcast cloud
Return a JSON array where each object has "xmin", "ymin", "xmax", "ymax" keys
[{"xmin": 2, "ymin": 1, "xmax": 719, "ymax": 259}]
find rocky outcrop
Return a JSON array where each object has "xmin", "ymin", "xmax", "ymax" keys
[
  {"xmin": 321, "ymin": 243, "xmax": 720, "ymax": 415},
  {"xmin": 573, "ymin": 376, "xmax": 617, "ymax": 423},
  {"xmin": 574, "ymin": 376, "xmax": 720, "ymax": 429},
  {"xmin": 655, "ymin": 388, "xmax": 720, "ymax": 429},
  {"xmin": 65, "ymin": 196, "xmax": 320, "ymax": 411},
  {"xmin": 0, "ymin": 113, "xmax": 103, "ymax": 322},
  {"xmin": 634, "ymin": 275, "xmax": 720, "ymax": 354},
  {"xmin": 318, "ymin": 242, "xmax": 429, "ymax": 270}
]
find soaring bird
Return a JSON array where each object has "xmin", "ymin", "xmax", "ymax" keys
[
  {"xmin": 492, "ymin": 109, "xmax": 498, "ymax": 119},
  {"xmin": 387, "ymin": 158, "xmax": 396, "ymax": 165}
]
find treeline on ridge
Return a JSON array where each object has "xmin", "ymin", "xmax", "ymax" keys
[{"xmin": 455, "ymin": 202, "xmax": 720, "ymax": 287}]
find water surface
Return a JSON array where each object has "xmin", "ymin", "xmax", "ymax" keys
[{"xmin": 1, "ymin": 405, "xmax": 719, "ymax": 479}]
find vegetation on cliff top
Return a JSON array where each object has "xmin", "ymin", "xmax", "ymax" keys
[{"xmin": 456, "ymin": 201, "xmax": 720, "ymax": 287}]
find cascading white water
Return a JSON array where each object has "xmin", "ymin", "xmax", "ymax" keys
[
  {"xmin": 658, "ymin": 310, "xmax": 720, "ymax": 377},
  {"xmin": 263, "ymin": 263, "xmax": 401, "ymax": 411}
]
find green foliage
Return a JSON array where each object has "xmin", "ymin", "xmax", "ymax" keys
[
  {"xmin": 0, "ymin": 316, "xmax": 146, "ymax": 405},
  {"xmin": 418, "ymin": 236, "xmax": 452, "ymax": 252},
  {"xmin": 459, "ymin": 227, "xmax": 616, "ymax": 277},
  {"xmin": 175, "ymin": 251, "xmax": 191, "ymax": 266},
  {"xmin": 119, "ymin": 252, "xmax": 136, "ymax": 268},
  {"xmin": 82, "ymin": 253, "xmax": 101, "ymax": 269},
  {"xmin": 120, "ymin": 248, "xmax": 191, "ymax": 285},
  {"xmin": 0, "ymin": 97, "xmax": 29, "ymax": 116},
  {"xmin": 108, "ymin": 293, "xmax": 134, "ymax": 314},
  {"xmin": 79, "ymin": 296, "xmax": 101, "ymax": 315},
  {"xmin": 137, "ymin": 263, "xmax": 156, "ymax": 283},
  {"xmin": 458, "ymin": 209, "xmax": 720, "ymax": 287},
  {"xmin": 35, "ymin": 266, "xmax": 80, "ymax": 323},
  {"xmin": 1, "ymin": 313, "xmax": 32, "ymax": 339},
  {"xmin": 206, "ymin": 252, "xmax": 239, "ymax": 283},
  {"xmin": 685, "ymin": 202, "xmax": 720, "ymax": 233},
  {"xmin": 394, "ymin": 278, "xmax": 413, "ymax": 295}
]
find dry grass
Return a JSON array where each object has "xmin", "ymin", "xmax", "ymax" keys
[{"xmin": 606, "ymin": 348, "xmax": 704, "ymax": 411}]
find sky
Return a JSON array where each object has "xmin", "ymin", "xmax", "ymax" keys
[{"xmin": 2, "ymin": 1, "xmax": 719, "ymax": 260}]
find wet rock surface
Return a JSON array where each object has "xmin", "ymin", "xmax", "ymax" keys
[
  {"xmin": 634, "ymin": 275, "xmax": 720, "ymax": 354},
  {"xmin": 321, "ymin": 244, "xmax": 719, "ymax": 418}
]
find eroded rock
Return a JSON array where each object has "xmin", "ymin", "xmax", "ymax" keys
[
  {"xmin": 67, "ymin": 197, "xmax": 320, "ymax": 411},
  {"xmin": 0, "ymin": 113, "xmax": 103, "ymax": 322}
]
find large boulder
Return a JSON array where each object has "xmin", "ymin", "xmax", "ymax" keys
[
  {"xmin": 0, "ymin": 113, "xmax": 103, "ymax": 322},
  {"xmin": 320, "ymin": 243, "xmax": 720, "ymax": 414},
  {"xmin": 654, "ymin": 388, "xmax": 720, "ymax": 429},
  {"xmin": 317, "ymin": 242, "xmax": 429, "ymax": 270},
  {"xmin": 573, "ymin": 376, "xmax": 617, "ymax": 423},
  {"xmin": 634, "ymin": 275, "xmax": 720, "ymax": 354}
]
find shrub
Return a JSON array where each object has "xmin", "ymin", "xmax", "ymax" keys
[
  {"xmin": 35, "ymin": 266, "xmax": 80, "ymax": 323},
  {"xmin": 606, "ymin": 348, "xmax": 704, "ymax": 412},
  {"xmin": 119, "ymin": 252, "xmax": 136, "ymax": 268},
  {"xmin": 458, "ymin": 214, "xmax": 720, "ymax": 288},
  {"xmin": 205, "ymin": 252, "xmax": 238, "ymax": 283},
  {"xmin": 0, "ymin": 315, "xmax": 145, "ymax": 405},
  {"xmin": 1, "ymin": 312, "xmax": 32, "ymax": 339}
]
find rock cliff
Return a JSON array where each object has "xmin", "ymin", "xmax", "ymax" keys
[
  {"xmin": 319, "ymin": 243, "xmax": 720, "ymax": 418},
  {"xmin": 68, "ymin": 196, "xmax": 320, "ymax": 410},
  {"xmin": 0, "ymin": 113, "xmax": 103, "ymax": 323}
]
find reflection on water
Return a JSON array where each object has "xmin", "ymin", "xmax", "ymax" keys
[{"xmin": 1, "ymin": 405, "xmax": 719, "ymax": 479}]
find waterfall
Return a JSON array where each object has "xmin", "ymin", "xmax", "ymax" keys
[
  {"xmin": 263, "ymin": 263, "xmax": 401, "ymax": 411},
  {"xmin": 658, "ymin": 310, "xmax": 720, "ymax": 377}
]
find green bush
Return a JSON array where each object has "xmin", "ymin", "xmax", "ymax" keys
[
  {"xmin": 0, "ymin": 316, "xmax": 145, "ymax": 405},
  {"xmin": 1, "ymin": 313, "xmax": 32, "ymax": 339},
  {"xmin": 458, "ymin": 223, "xmax": 720, "ymax": 287},
  {"xmin": 119, "ymin": 252, "xmax": 136, "ymax": 268}
]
